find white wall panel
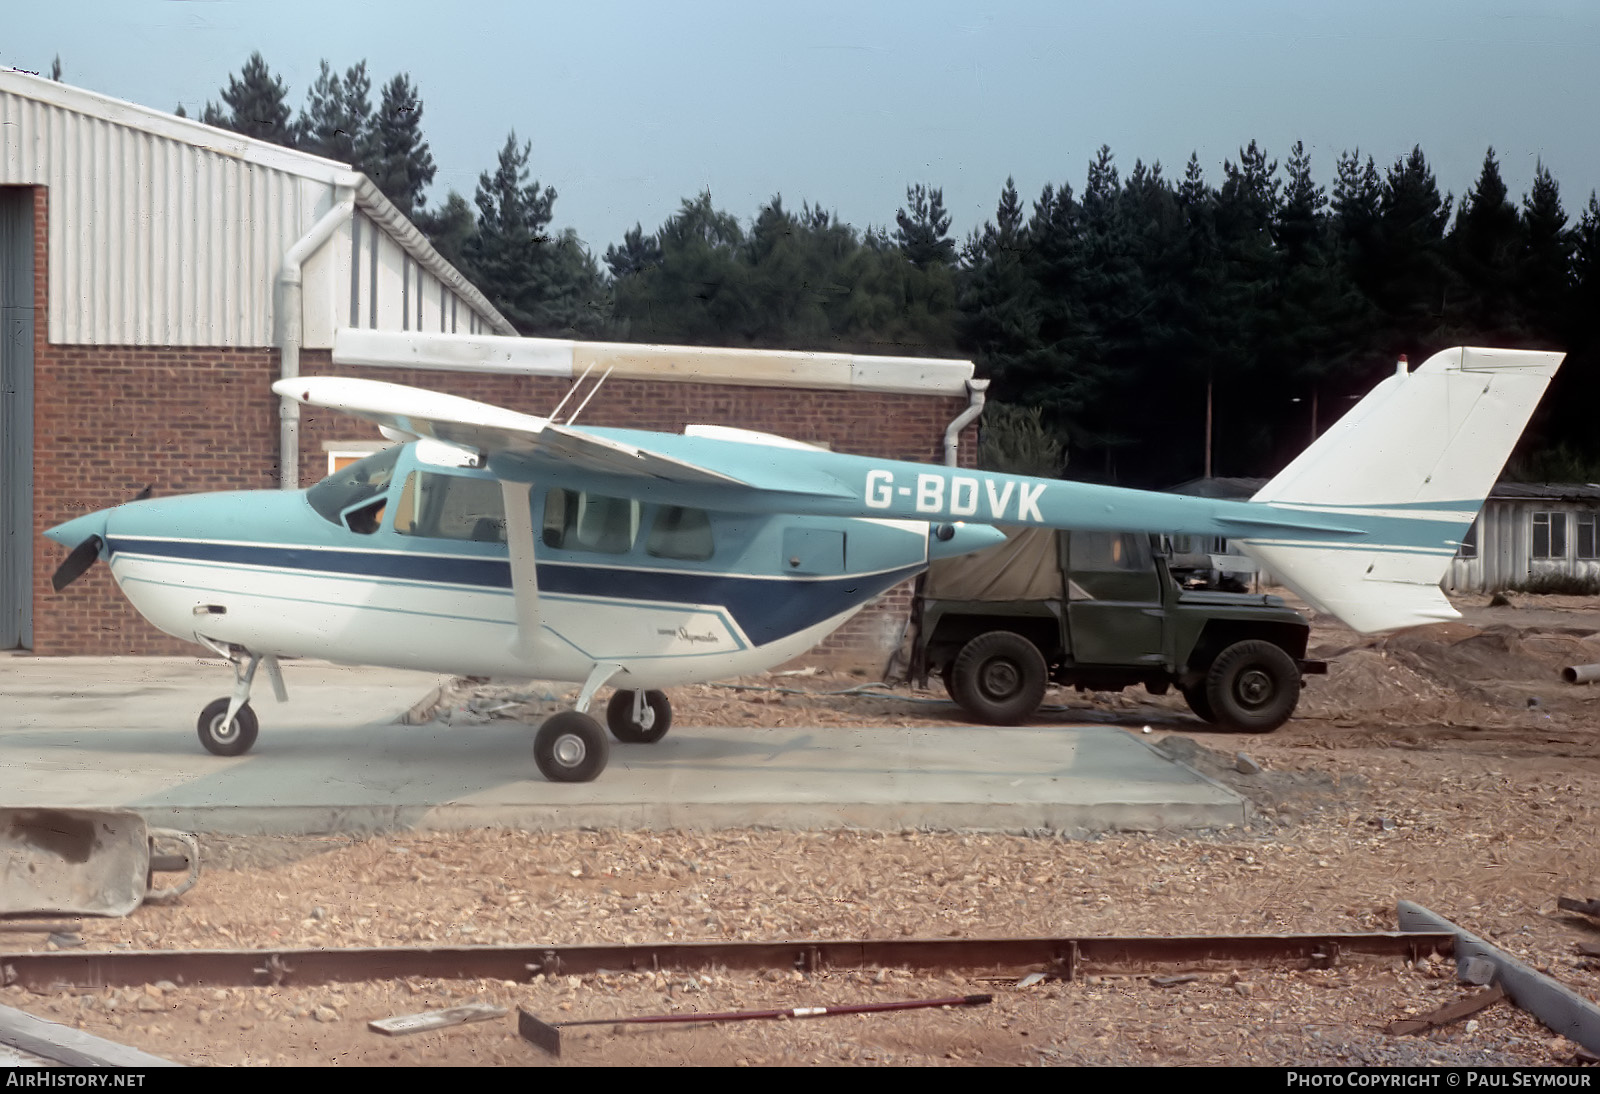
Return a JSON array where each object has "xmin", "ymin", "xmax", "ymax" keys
[{"xmin": 0, "ymin": 72, "xmax": 511, "ymax": 347}]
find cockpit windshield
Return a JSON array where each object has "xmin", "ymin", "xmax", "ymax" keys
[{"xmin": 307, "ymin": 447, "xmax": 401, "ymax": 525}]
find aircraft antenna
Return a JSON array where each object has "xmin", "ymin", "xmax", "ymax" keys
[
  {"xmin": 564, "ymin": 367, "xmax": 615, "ymax": 426},
  {"xmin": 547, "ymin": 362, "xmax": 597, "ymax": 423}
]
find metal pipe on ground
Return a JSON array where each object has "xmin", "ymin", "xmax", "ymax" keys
[{"xmin": 1563, "ymin": 663, "xmax": 1600, "ymax": 684}]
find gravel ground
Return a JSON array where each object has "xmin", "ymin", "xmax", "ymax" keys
[{"xmin": 5, "ymin": 594, "xmax": 1600, "ymax": 1067}]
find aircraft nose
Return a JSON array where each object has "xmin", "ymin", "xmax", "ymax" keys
[
  {"xmin": 928, "ymin": 521, "xmax": 1009, "ymax": 560},
  {"xmin": 43, "ymin": 509, "xmax": 110, "ymax": 548}
]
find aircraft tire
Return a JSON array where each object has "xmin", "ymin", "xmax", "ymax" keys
[
  {"xmin": 535, "ymin": 711, "xmax": 610, "ymax": 782},
  {"xmin": 197, "ymin": 698, "xmax": 259, "ymax": 757},
  {"xmin": 1204, "ymin": 640, "xmax": 1300, "ymax": 733},
  {"xmin": 605, "ymin": 690, "xmax": 672, "ymax": 744},
  {"xmin": 950, "ymin": 631, "xmax": 1047, "ymax": 725}
]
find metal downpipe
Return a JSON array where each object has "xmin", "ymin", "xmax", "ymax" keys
[
  {"xmin": 276, "ymin": 182, "xmax": 358, "ymax": 490},
  {"xmin": 944, "ymin": 378, "xmax": 990, "ymax": 467}
]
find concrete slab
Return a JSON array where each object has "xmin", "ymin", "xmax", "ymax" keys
[{"xmin": 0, "ymin": 656, "xmax": 1246, "ymax": 836}]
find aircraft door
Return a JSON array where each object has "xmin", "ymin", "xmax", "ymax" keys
[{"xmin": 1065, "ymin": 531, "xmax": 1166, "ymax": 665}]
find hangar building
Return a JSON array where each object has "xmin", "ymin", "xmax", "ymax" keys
[{"xmin": 0, "ymin": 71, "xmax": 979, "ymax": 661}]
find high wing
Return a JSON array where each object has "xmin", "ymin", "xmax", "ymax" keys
[{"xmin": 274, "ymin": 377, "xmax": 856, "ymax": 500}]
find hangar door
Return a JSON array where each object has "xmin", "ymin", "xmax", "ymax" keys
[{"xmin": 0, "ymin": 189, "xmax": 33, "ymax": 649}]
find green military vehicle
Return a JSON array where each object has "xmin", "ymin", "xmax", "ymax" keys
[{"xmin": 909, "ymin": 528, "xmax": 1326, "ymax": 731}]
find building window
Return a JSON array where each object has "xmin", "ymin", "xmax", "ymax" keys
[
  {"xmin": 1456, "ymin": 518, "xmax": 1478, "ymax": 560},
  {"xmin": 1579, "ymin": 513, "xmax": 1598, "ymax": 560},
  {"xmin": 1532, "ymin": 511, "xmax": 1568, "ymax": 559}
]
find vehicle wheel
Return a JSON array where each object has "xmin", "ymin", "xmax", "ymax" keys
[
  {"xmin": 606, "ymin": 689, "xmax": 672, "ymax": 743},
  {"xmin": 1179, "ymin": 684, "xmax": 1217, "ymax": 723},
  {"xmin": 950, "ymin": 631, "xmax": 1048, "ymax": 725},
  {"xmin": 534, "ymin": 711, "xmax": 610, "ymax": 782},
  {"xmin": 1204, "ymin": 640, "xmax": 1300, "ymax": 733},
  {"xmin": 197, "ymin": 698, "xmax": 259, "ymax": 757},
  {"xmin": 940, "ymin": 660, "xmax": 970, "ymax": 709}
]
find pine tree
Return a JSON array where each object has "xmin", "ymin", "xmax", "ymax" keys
[
  {"xmin": 296, "ymin": 61, "xmax": 372, "ymax": 165},
  {"xmin": 604, "ymin": 224, "xmax": 663, "ymax": 280},
  {"xmin": 204, "ymin": 53, "xmax": 296, "ymax": 147},
  {"xmin": 412, "ymin": 191, "xmax": 477, "ymax": 274},
  {"xmin": 364, "ymin": 74, "xmax": 436, "ymax": 218},
  {"xmin": 465, "ymin": 133, "xmax": 608, "ymax": 337},
  {"xmin": 894, "ymin": 184, "xmax": 956, "ymax": 268},
  {"xmin": 1450, "ymin": 148, "xmax": 1525, "ymax": 341},
  {"xmin": 1518, "ymin": 164, "xmax": 1572, "ymax": 346}
]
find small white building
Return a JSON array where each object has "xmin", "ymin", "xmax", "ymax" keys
[{"xmin": 1445, "ymin": 483, "xmax": 1600, "ymax": 594}]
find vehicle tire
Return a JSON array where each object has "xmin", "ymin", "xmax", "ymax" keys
[
  {"xmin": 940, "ymin": 660, "xmax": 970, "ymax": 709},
  {"xmin": 534, "ymin": 711, "xmax": 610, "ymax": 782},
  {"xmin": 197, "ymin": 698, "xmax": 259, "ymax": 757},
  {"xmin": 1204, "ymin": 640, "xmax": 1300, "ymax": 733},
  {"xmin": 1179, "ymin": 684, "xmax": 1217, "ymax": 723},
  {"xmin": 950, "ymin": 631, "xmax": 1048, "ymax": 725},
  {"xmin": 606, "ymin": 689, "xmax": 672, "ymax": 743}
]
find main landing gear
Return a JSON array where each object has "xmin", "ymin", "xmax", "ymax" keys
[
  {"xmin": 194, "ymin": 645, "xmax": 286, "ymax": 757},
  {"xmin": 531, "ymin": 664, "xmax": 674, "ymax": 783}
]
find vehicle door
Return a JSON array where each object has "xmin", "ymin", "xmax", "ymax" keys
[{"xmin": 1065, "ymin": 531, "xmax": 1167, "ymax": 666}]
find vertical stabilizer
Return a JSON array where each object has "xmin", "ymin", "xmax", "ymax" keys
[{"xmin": 1237, "ymin": 348, "xmax": 1564, "ymax": 632}]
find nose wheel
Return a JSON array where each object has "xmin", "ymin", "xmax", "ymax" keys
[
  {"xmin": 197, "ymin": 697, "xmax": 259, "ymax": 756},
  {"xmin": 192, "ymin": 645, "xmax": 285, "ymax": 757}
]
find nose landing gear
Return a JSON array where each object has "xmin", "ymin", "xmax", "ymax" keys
[{"xmin": 194, "ymin": 643, "xmax": 286, "ymax": 757}]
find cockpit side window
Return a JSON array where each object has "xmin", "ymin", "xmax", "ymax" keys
[
  {"xmin": 307, "ymin": 447, "xmax": 401, "ymax": 526},
  {"xmin": 395, "ymin": 472, "xmax": 507, "ymax": 543}
]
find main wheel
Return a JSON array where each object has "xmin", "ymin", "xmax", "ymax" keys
[
  {"xmin": 950, "ymin": 631, "xmax": 1048, "ymax": 725},
  {"xmin": 197, "ymin": 698, "xmax": 259, "ymax": 757},
  {"xmin": 1204, "ymin": 640, "xmax": 1300, "ymax": 733},
  {"xmin": 534, "ymin": 711, "xmax": 610, "ymax": 782},
  {"xmin": 606, "ymin": 689, "xmax": 672, "ymax": 743},
  {"xmin": 1179, "ymin": 684, "xmax": 1217, "ymax": 723}
]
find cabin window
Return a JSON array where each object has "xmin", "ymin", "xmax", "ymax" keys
[
  {"xmin": 1456, "ymin": 518, "xmax": 1479, "ymax": 560},
  {"xmin": 1579, "ymin": 513, "xmax": 1598, "ymax": 560},
  {"xmin": 647, "ymin": 506, "xmax": 715, "ymax": 561},
  {"xmin": 307, "ymin": 446, "xmax": 401, "ymax": 527},
  {"xmin": 542, "ymin": 489, "xmax": 640, "ymax": 554},
  {"xmin": 1532, "ymin": 511, "xmax": 1568, "ymax": 559},
  {"xmin": 395, "ymin": 472, "xmax": 507, "ymax": 543}
]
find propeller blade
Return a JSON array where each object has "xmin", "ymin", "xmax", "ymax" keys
[{"xmin": 51, "ymin": 535, "xmax": 103, "ymax": 593}]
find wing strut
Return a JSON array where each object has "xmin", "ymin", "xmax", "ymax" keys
[{"xmin": 500, "ymin": 481, "xmax": 543, "ymax": 661}]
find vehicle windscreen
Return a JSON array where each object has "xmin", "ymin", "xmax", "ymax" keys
[{"xmin": 307, "ymin": 447, "xmax": 401, "ymax": 525}]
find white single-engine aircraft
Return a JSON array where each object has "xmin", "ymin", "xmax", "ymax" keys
[{"xmin": 45, "ymin": 346, "xmax": 1562, "ymax": 782}]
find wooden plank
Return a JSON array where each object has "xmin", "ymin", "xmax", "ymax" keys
[
  {"xmin": 0, "ymin": 1003, "xmax": 182, "ymax": 1067},
  {"xmin": 369, "ymin": 1004, "xmax": 507, "ymax": 1036},
  {"xmin": 1387, "ymin": 985, "xmax": 1506, "ymax": 1035},
  {"xmin": 1559, "ymin": 896, "xmax": 1600, "ymax": 918}
]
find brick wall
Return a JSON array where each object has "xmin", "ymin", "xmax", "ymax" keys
[{"xmin": 28, "ymin": 181, "xmax": 981, "ymax": 664}]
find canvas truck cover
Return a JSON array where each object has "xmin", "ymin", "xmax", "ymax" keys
[{"xmin": 921, "ymin": 526, "xmax": 1065, "ymax": 601}]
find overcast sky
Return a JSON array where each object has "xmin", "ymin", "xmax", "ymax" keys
[{"xmin": 7, "ymin": 1, "xmax": 1599, "ymax": 255}]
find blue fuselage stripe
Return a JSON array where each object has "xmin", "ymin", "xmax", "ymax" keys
[{"xmin": 104, "ymin": 538, "xmax": 920, "ymax": 648}]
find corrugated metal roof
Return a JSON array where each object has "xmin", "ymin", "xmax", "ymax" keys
[
  {"xmin": 1489, "ymin": 482, "xmax": 1600, "ymax": 501},
  {"xmin": 0, "ymin": 68, "xmax": 513, "ymax": 346}
]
